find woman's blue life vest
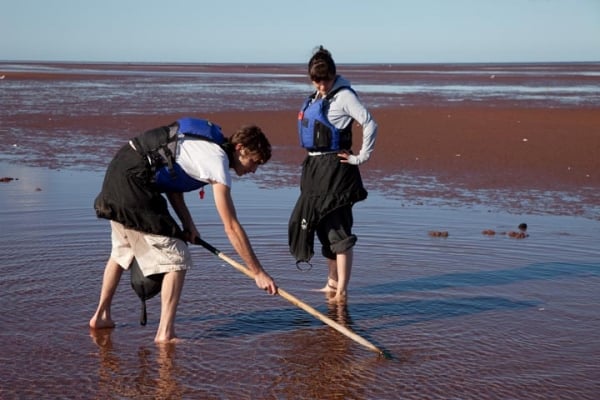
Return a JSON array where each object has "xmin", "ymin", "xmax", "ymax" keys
[
  {"xmin": 297, "ymin": 86, "xmax": 354, "ymax": 151},
  {"xmin": 133, "ymin": 117, "xmax": 225, "ymax": 193}
]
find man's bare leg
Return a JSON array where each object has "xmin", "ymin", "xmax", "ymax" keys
[
  {"xmin": 154, "ymin": 269, "xmax": 186, "ymax": 343},
  {"xmin": 89, "ymin": 258, "xmax": 123, "ymax": 329}
]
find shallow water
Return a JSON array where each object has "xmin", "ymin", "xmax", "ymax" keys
[
  {"xmin": 1, "ymin": 161, "xmax": 599, "ymax": 399},
  {"xmin": 2, "ymin": 62, "xmax": 599, "ymax": 112},
  {"xmin": 1, "ymin": 62, "xmax": 599, "ymax": 398}
]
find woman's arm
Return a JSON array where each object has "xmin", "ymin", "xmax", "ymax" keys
[{"xmin": 336, "ymin": 90, "xmax": 378, "ymax": 165}]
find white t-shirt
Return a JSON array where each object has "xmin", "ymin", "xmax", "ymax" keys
[{"xmin": 176, "ymin": 137, "xmax": 232, "ymax": 187}]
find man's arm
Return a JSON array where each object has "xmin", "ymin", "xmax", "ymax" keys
[
  {"xmin": 166, "ymin": 191, "xmax": 199, "ymax": 241},
  {"xmin": 212, "ymin": 183, "xmax": 277, "ymax": 294}
]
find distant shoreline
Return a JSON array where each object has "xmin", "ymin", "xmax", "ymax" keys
[
  {"xmin": 2, "ymin": 61, "xmax": 598, "ymax": 219},
  {"xmin": 2, "ymin": 60, "xmax": 599, "ymax": 67}
]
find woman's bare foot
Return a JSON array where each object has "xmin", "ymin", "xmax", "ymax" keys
[
  {"xmin": 327, "ymin": 291, "xmax": 348, "ymax": 305},
  {"xmin": 319, "ymin": 278, "xmax": 338, "ymax": 293},
  {"xmin": 319, "ymin": 283, "xmax": 337, "ymax": 292}
]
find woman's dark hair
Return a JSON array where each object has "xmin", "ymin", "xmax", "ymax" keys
[
  {"xmin": 308, "ymin": 45, "xmax": 336, "ymax": 82},
  {"xmin": 223, "ymin": 125, "xmax": 272, "ymax": 164}
]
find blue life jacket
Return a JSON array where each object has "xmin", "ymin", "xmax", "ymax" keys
[
  {"xmin": 297, "ymin": 86, "xmax": 353, "ymax": 151},
  {"xmin": 146, "ymin": 118, "xmax": 225, "ymax": 193}
]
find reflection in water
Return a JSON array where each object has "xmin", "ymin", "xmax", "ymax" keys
[
  {"xmin": 90, "ymin": 329, "xmax": 182, "ymax": 399},
  {"xmin": 265, "ymin": 299, "xmax": 385, "ymax": 399},
  {"xmin": 326, "ymin": 301, "xmax": 353, "ymax": 328},
  {"xmin": 275, "ymin": 326, "xmax": 358, "ymax": 399},
  {"xmin": 90, "ymin": 329, "xmax": 121, "ymax": 398},
  {"xmin": 155, "ymin": 343, "xmax": 183, "ymax": 399},
  {"xmin": 1, "ymin": 161, "xmax": 599, "ymax": 399}
]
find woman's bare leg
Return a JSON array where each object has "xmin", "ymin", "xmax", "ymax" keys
[
  {"xmin": 320, "ymin": 258, "xmax": 339, "ymax": 292},
  {"xmin": 329, "ymin": 249, "xmax": 352, "ymax": 304}
]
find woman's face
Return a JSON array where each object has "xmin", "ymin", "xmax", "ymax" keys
[{"xmin": 312, "ymin": 78, "xmax": 334, "ymax": 97}]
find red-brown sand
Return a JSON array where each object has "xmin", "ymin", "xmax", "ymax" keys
[
  {"xmin": 199, "ymin": 107, "xmax": 600, "ymax": 192},
  {"xmin": 10, "ymin": 105, "xmax": 599, "ymax": 193}
]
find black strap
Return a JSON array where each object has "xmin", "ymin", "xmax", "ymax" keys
[
  {"xmin": 140, "ymin": 300, "xmax": 148, "ymax": 326},
  {"xmin": 326, "ymin": 85, "xmax": 352, "ymax": 100}
]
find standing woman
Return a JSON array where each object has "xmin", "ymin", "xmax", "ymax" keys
[{"xmin": 289, "ymin": 46, "xmax": 378, "ymax": 304}]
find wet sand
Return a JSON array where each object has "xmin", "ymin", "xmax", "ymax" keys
[
  {"xmin": 4, "ymin": 104, "xmax": 600, "ymax": 215},
  {"xmin": 140, "ymin": 105, "xmax": 600, "ymax": 218},
  {"xmin": 201, "ymin": 106, "xmax": 600, "ymax": 191},
  {"xmin": 3, "ymin": 65, "xmax": 599, "ymax": 202}
]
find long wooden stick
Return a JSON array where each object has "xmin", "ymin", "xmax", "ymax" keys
[{"xmin": 194, "ymin": 237, "xmax": 384, "ymax": 356}]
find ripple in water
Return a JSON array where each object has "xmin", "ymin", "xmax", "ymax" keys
[{"xmin": 1, "ymin": 162, "xmax": 599, "ymax": 399}]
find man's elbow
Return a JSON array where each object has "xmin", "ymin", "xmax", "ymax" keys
[{"xmin": 222, "ymin": 223, "xmax": 237, "ymax": 239}]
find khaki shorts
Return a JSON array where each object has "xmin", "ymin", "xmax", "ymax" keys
[{"xmin": 110, "ymin": 221, "xmax": 192, "ymax": 276}]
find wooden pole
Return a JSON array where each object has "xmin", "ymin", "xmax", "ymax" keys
[{"xmin": 194, "ymin": 238, "xmax": 385, "ymax": 356}]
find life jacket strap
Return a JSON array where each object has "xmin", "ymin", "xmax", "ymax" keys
[{"xmin": 130, "ymin": 123, "xmax": 180, "ymax": 180}]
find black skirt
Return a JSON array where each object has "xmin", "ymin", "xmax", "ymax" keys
[
  {"xmin": 288, "ymin": 153, "xmax": 367, "ymax": 263},
  {"xmin": 94, "ymin": 144, "xmax": 183, "ymax": 239}
]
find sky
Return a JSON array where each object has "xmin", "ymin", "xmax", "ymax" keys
[{"xmin": 1, "ymin": 0, "xmax": 599, "ymax": 64}]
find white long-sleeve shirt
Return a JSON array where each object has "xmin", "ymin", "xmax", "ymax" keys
[{"xmin": 324, "ymin": 75, "xmax": 378, "ymax": 165}]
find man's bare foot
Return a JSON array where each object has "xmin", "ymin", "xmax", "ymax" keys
[
  {"xmin": 89, "ymin": 316, "xmax": 115, "ymax": 329},
  {"xmin": 154, "ymin": 336, "xmax": 183, "ymax": 344}
]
